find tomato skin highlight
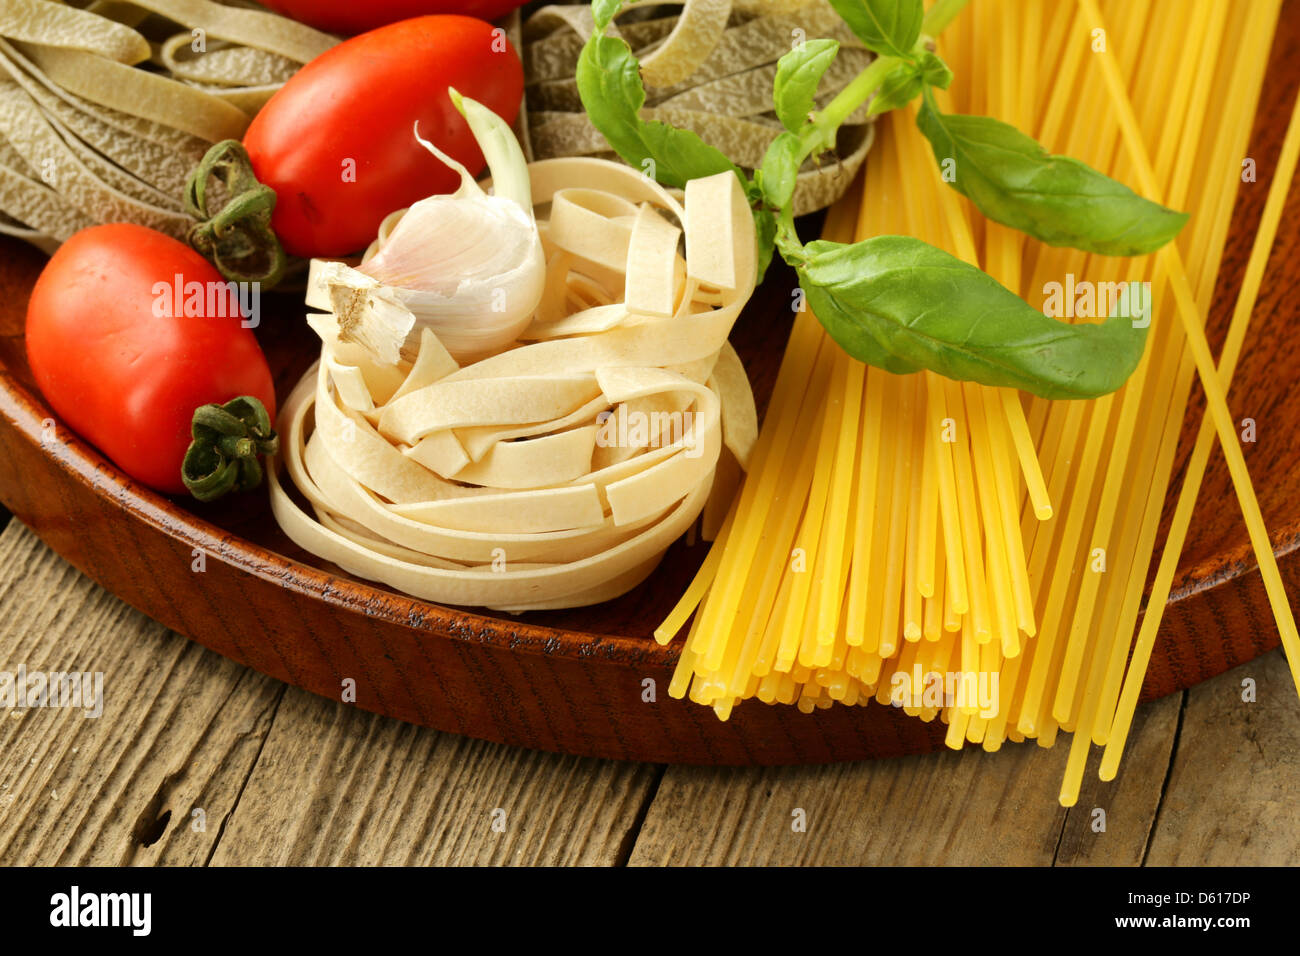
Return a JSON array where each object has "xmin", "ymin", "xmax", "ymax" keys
[
  {"xmin": 243, "ymin": 15, "xmax": 524, "ymax": 258},
  {"xmin": 25, "ymin": 225, "xmax": 276, "ymax": 496},
  {"xmin": 258, "ymin": 1, "xmax": 526, "ymax": 35}
]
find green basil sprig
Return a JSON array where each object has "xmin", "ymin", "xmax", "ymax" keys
[
  {"xmin": 575, "ymin": 0, "xmax": 1183, "ymax": 399},
  {"xmin": 869, "ymin": 52, "xmax": 952, "ymax": 117}
]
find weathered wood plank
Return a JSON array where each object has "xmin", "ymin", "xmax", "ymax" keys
[
  {"xmin": 0, "ymin": 520, "xmax": 661, "ymax": 867},
  {"xmin": 628, "ymin": 735, "xmax": 1070, "ymax": 865},
  {"xmin": 1054, "ymin": 693, "xmax": 1182, "ymax": 866},
  {"xmin": 207, "ymin": 685, "xmax": 660, "ymax": 866},
  {"xmin": 0, "ymin": 521, "xmax": 284, "ymax": 865},
  {"xmin": 1144, "ymin": 649, "xmax": 1300, "ymax": 865},
  {"xmin": 628, "ymin": 694, "xmax": 1179, "ymax": 866},
  {"xmin": 2, "ymin": 511, "xmax": 1291, "ymax": 869}
]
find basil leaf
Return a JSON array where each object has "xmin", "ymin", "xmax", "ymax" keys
[
  {"xmin": 591, "ymin": 0, "xmax": 622, "ymax": 25},
  {"xmin": 917, "ymin": 51, "xmax": 953, "ymax": 89},
  {"xmin": 868, "ymin": 53, "xmax": 950, "ymax": 116},
  {"xmin": 802, "ymin": 275, "xmax": 921, "ymax": 375},
  {"xmin": 916, "ymin": 101, "xmax": 1188, "ymax": 255},
  {"xmin": 576, "ymin": 22, "xmax": 741, "ymax": 188},
  {"xmin": 828, "ymin": 0, "xmax": 924, "ymax": 59},
  {"xmin": 793, "ymin": 236, "xmax": 1147, "ymax": 398},
  {"xmin": 868, "ymin": 62, "xmax": 924, "ymax": 116},
  {"xmin": 757, "ymin": 131, "xmax": 801, "ymax": 210},
  {"xmin": 773, "ymin": 39, "xmax": 840, "ymax": 133}
]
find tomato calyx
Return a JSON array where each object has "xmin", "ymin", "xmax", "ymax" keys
[
  {"xmin": 182, "ymin": 396, "xmax": 281, "ymax": 502},
  {"xmin": 185, "ymin": 141, "xmax": 288, "ymax": 288}
]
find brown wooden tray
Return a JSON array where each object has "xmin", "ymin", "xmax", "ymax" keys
[{"xmin": 2, "ymin": 15, "xmax": 1299, "ymax": 764}]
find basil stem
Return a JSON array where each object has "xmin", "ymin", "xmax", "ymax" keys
[
  {"xmin": 867, "ymin": 51, "xmax": 951, "ymax": 117},
  {"xmin": 921, "ymin": 0, "xmax": 972, "ymax": 35},
  {"xmin": 866, "ymin": 62, "xmax": 925, "ymax": 118},
  {"xmin": 799, "ymin": 52, "xmax": 901, "ymax": 160}
]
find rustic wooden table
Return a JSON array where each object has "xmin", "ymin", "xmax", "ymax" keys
[{"xmin": 0, "ymin": 509, "xmax": 1295, "ymax": 866}]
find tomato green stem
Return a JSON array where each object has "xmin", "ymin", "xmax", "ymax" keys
[
  {"xmin": 185, "ymin": 141, "xmax": 287, "ymax": 288},
  {"xmin": 182, "ymin": 396, "xmax": 280, "ymax": 502}
]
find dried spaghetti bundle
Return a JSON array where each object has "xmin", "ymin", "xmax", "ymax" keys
[
  {"xmin": 271, "ymin": 160, "xmax": 758, "ymax": 611},
  {"xmin": 662, "ymin": 0, "xmax": 1300, "ymax": 805}
]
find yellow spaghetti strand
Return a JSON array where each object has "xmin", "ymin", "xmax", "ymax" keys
[
  {"xmin": 1080, "ymin": 0, "xmax": 1300, "ymax": 704},
  {"xmin": 655, "ymin": 502, "xmax": 736, "ymax": 645},
  {"xmin": 1100, "ymin": 75, "xmax": 1300, "ymax": 781}
]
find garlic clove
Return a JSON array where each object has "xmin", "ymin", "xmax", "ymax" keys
[{"xmin": 345, "ymin": 94, "xmax": 546, "ymax": 363}]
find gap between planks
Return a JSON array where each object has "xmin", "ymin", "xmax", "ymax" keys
[
  {"xmin": 0, "ymin": 519, "xmax": 1294, "ymax": 865},
  {"xmin": 0, "ymin": 521, "xmax": 657, "ymax": 866},
  {"xmin": 0, "ymin": 520, "xmax": 285, "ymax": 865},
  {"xmin": 623, "ymin": 650, "xmax": 1299, "ymax": 865}
]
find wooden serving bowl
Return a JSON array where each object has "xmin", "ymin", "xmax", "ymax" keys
[{"xmin": 2, "ymin": 16, "xmax": 1299, "ymax": 764}]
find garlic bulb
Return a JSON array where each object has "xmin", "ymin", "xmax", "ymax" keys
[{"xmin": 315, "ymin": 91, "xmax": 546, "ymax": 365}]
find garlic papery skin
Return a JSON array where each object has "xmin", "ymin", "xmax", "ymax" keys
[
  {"xmin": 317, "ymin": 91, "xmax": 546, "ymax": 367},
  {"xmin": 305, "ymin": 259, "xmax": 417, "ymax": 367},
  {"xmin": 359, "ymin": 191, "xmax": 545, "ymax": 362}
]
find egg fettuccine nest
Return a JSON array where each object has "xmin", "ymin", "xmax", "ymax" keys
[
  {"xmin": 270, "ymin": 160, "xmax": 759, "ymax": 611},
  {"xmin": 0, "ymin": 0, "xmax": 337, "ymax": 251}
]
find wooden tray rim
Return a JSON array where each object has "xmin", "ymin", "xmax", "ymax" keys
[{"xmin": 4, "ymin": 320, "xmax": 1295, "ymax": 679}]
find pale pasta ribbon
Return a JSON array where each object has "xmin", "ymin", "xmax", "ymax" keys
[{"xmin": 271, "ymin": 160, "xmax": 759, "ymax": 611}]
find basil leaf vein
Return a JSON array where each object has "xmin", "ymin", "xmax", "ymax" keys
[
  {"xmin": 795, "ymin": 236, "xmax": 1148, "ymax": 398},
  {"xmin": 773, "ymin": 39, "xmax": 840, "ymax": 133},
  {"xmin": 828, "ymin": 0, "xmax": 925, "ymax": 59},
  {"xmin": 916, "ymin": 101, "xmax": 1188, "ymax": 256}
]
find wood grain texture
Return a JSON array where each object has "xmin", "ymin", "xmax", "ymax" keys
[
  {"xmin": 0, "ymin": 521, "xmax": 284, "ymax": 866},
  {"xmin": 208, "ymin": 687, "xmax": 659, "ymax": 866},
  {"xmin": 0, "ymin": 517, "xmax": 1292, "ymax": 866},
  {"xmin": 626, "ymin": 696, "xmax": 1178, "ymax": 866},
  {"xmin": 0, "ymin": 519, "xmax": 658, "ymax": 867},
  {"xmin": 1144, "ymin": 649, "xmax": 1300, "ymax": 866},
  {"xmin": 1053, "ymin": 696, "xmax": 1182, "ymax": 866},
  {"xmin": 0, "ymin": 6, "xmax": 1297, "ymax": 766}
]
